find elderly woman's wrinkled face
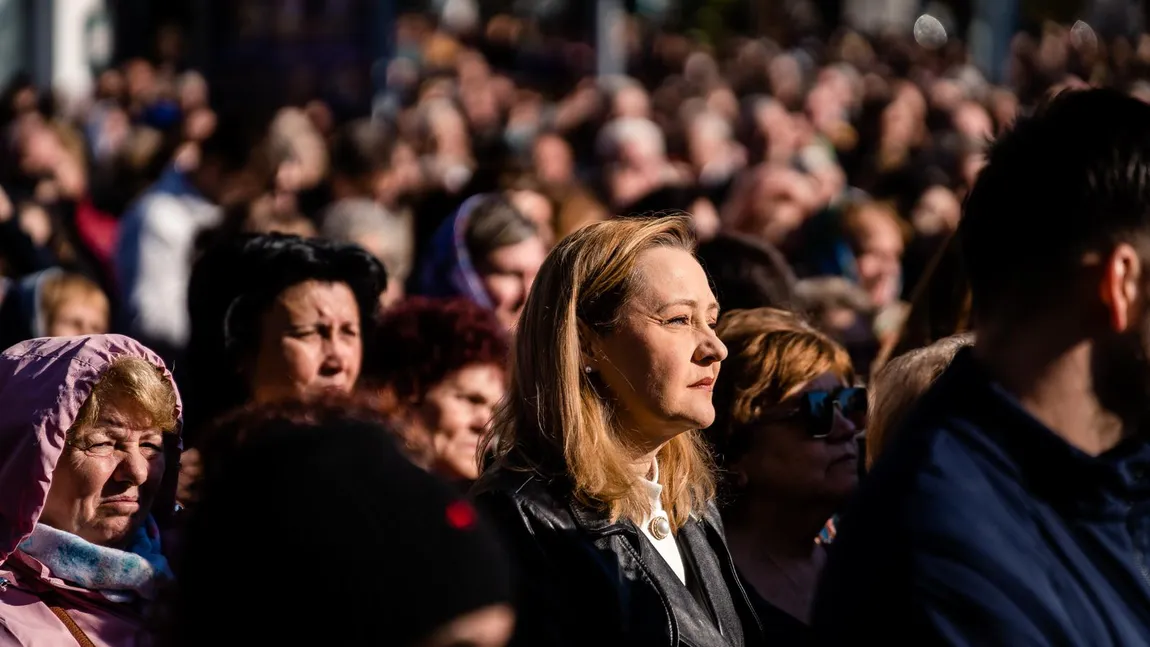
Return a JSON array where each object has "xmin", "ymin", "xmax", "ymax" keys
[
  {"xmin": 41, "ymin": 399, "xmax": 166, "ymax": 547},
  {"xmin": 413, "ymin": 363, "xmax": 505, "ymax": 482},
  {"xmin": 250, "ymin": 280, "xmax": 363, "ymax": 403},
  {"xmin": 734, "ymin": 371, "xmax": 859, "ymax": 504},
  {"xmin": 591, "ymin": 247, "xmax": 728, "ymax": 446},
  {"xmin": 479, "ymin": 238, "xmax": 546, "ymax": 331}
]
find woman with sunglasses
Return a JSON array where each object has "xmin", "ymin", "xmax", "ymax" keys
[{"xmin": 708, "ymin": 307, "xmax": 865, "ymax": 646}]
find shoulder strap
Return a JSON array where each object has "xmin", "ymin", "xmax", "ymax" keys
[{"xmin": 47, "ymin": 604, "xmax": 97, "ymax": 647}]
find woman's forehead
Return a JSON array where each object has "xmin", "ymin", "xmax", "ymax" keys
[{"xmin": 631, "ymin": 247, "xmax": 715, "ymax": 306}]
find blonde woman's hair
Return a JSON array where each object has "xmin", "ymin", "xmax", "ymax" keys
[
  {"xmin": 70, "ymin": 356, "xmax": 180, "ymax": 438},
  {"xmin": 481, "ymin": 215, "xmax": 715, "ymax": 528},
  {"xmin": 867, "ymin": 333, "xmax": 973, "ymax": 468},
  {"xmin": 710, "ymin": 308, "xmax": 854, "ymax": 463}
]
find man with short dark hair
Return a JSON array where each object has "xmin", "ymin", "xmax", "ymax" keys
[{"xmin": 814, "ymin": 89, "xmax": 1150, "ymax": 644}]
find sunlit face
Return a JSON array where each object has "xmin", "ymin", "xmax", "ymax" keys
[
  {"xmin": 414, "ymin": 604, "xmax": 515, "ymax": 647},
  {"xmin": 479, "ymin": 238, "xmax": 546, "ymax": 332},
  {"xmin": 592, "ymin": 247, "xmax": 728, "ymax": 447},
  {"xmin": 249, "ymin": 281, "xmax": 363, "ymax": 403},
  {"xmin": 48, "ymin": 298, "xmax": 109, "ymax": 337},
  {"xmin": 40, "ymin": 399, "xmax": 167, "ymax": 548},
  {"xmin": 734, "ymin": 371, "xmax": 860, "ymax": 504},
  {"xmin": 509, "ymin": 190, "xmax": 555, "ymax": 248},
  {"xmin": 414, "ymin": 364, "xmax": 505, "ymax": 481},
  {"xmin": 853, "ymin": 211, "xmax": 904, "ymax": 308}
]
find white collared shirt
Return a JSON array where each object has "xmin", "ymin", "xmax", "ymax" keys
[{"xmin": 639, "ymin": 459, "xmax": 687, "ymax": 584}]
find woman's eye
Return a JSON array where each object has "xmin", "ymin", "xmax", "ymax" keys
[
  {"xmin": 667, "ymin": 316, "xmax": 691, "ymax": 326},
  {"xmin": 85, "ymin": 442, "xmax": 115, "ymax": 455}
]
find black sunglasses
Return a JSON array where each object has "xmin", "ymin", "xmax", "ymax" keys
[{"xmin": 768, "ymin": 387, "xmax": 868, "ymax": 439}]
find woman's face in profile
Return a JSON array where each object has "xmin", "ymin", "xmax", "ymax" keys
[
  {"xmin": 735, "ymin": 371, "xmax": 860, "ymax": 503},
  {"xmin": 414, "ymin": 363, "xmax": 505, "ymax": 482},
  {"xmin": 249, "ymin": 280, "xmax": 363, "ymax": 403},
  {"xmin": 590, "ymin": 247, "xmax": 728, "ymax": 445}
]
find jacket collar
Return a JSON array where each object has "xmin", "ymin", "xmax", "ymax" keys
[{"xmin": 933, "ymin": 348, "xmax": 1150, "ymax": 517}]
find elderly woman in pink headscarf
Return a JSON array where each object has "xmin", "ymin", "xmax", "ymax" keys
[{"xmin": 0, "ymin": 334, "xmax": 181, "ymax": 646}]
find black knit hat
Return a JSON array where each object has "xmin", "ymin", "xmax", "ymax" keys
[{"xmin": 171, "ymin": 408, "xmax": 512, "ymax": 646}]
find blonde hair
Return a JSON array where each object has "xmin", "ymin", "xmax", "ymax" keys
[
  {"xmin": 482, "ymin": 216, "xmax": 714, "ymax": 528},
  {"xmin": 867, "ymin": 333, "xmax": 973, "ymax": 468},
  {"xmin": 71, "ymin": 356, "xmax": 180, "ymax": 437},
  {"xmin": 40, "ymin": 273, "xmax": 110, "ymax": 332},
  {"xmin": 710, "ymin": 308, "xmax": 854, "ymax": 460}
]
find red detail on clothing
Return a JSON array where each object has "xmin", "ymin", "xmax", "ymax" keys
[
  {"xmin": 445, "ymin": 500, "xmax": 477, "ymax": 530},
  {"xmin": 74, "ymin": 197, "xmax": 119, "ymax": 289}
]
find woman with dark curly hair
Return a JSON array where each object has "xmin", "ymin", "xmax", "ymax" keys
[
  {"xmin": 366, "ymin": 296, "xmax": 510, "ymax": 484},
  {"xmin": 182, "ymin": 234, "xmax": 387, "ymax": 437}
]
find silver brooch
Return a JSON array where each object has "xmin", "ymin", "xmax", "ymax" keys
[{"xmin": 649, "ymin": 516, "xmax": 671, "ymax": 540}]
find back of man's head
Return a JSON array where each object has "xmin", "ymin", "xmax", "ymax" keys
[{"xmin": 962, "ymin": 89, "xmax": 1150, "ymax": 325}]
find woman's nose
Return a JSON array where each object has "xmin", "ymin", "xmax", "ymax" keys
[
  {"xmin": 113, "ymin": 449, "xmax": 151, "ymax": 486},
  {"xmin": 828, "ymin": 407, "xmax": 859, "ymax": 441}
]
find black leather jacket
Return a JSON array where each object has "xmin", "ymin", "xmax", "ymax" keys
[{"xmin": 474, "ymin": 468, "xmax": 765, "ymax": 647}]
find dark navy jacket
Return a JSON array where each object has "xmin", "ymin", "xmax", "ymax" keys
[{"xmin": 813, "ymin": 348, "xmax": 1150, "ymax": 645}]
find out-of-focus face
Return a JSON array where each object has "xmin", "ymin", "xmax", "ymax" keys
[
  {"xmin": 509, "ymin": 190, "xmax": 555, "ymax": 248},
  {"xmin": 478, "ymin": 237, "xmax": 546, "ymax": 331},
  {"xmin": 48, "ymin": 297, "xmax": 109, "ymax": 337},
  {"xmin": 41, "ymin": 399, "xmax": 166, "ymax": 548},
  {"xmin": 249, "ymin": 280, "xmax": 363, "ymax": 403},
  {"xmin": 414, "ymin": 605, "xmax": 515, "ymax": 647},
  {"xmin": 414, "ymin": 364, "xmax": 505, "ymax": 481},
  {"xmin": 533, "ymin": 135, "xmax": 574, "ymax": 187},
  {"xmin": 734, "ymin": 371, "xmax": 860, "ymax": 505},
  {"xmin": 746, "ymin": 167, "xmax": 818, "ymax": 246},
  {"xmin": 591, "ymin": 247, "xmax": 728, "ymax": 445},
  {"xmin": 613, "ymin": 85, "xmax": 651, "ymax": 119},
  {"xmin": 953, "ymin": 102, "xmax": 994, "ymax": 141},
  {"xmin": 912, "ymin": 185, "xmax": 962, "ymax": 236},
  {"xmin": 853, "ymin": 209, "xmax": 905, "ymax": 308}
]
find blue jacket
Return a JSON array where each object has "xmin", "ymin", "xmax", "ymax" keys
[{"xmin": 813, "ymin": 348, "xmax": 1150, "ymax": 645}]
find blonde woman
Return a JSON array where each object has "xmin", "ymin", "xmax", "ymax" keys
[{"xmin": 475, "ymin": 216, "xmax": 764, "ymax": 647}]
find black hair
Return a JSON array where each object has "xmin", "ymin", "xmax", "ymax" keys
[
  {"xmin": 329, "ymin": 118, "xmax": 392, "ymax": 180},
  {"xmin": 181, "ymin": 234, "xmax": 386, "ymax": 444},
  {"xmin": 197, "ymin": 116, "xmax": 253, "ymax": 173},
  {"xmin": 961, "ymin": 89, "xmax": 1150, "ymax": 323},
  {"xmin": 222, "ymin": 234, "xmax": 386, "ymax": 356}
]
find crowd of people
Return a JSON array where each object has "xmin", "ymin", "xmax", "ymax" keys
[{"xmin": 2, "ymin": 6, "xmax": 1150, "ymax": 646}]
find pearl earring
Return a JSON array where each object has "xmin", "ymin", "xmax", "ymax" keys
[{"xmin": 584, "ymin": 365, "xmax": 593, "ymax": 374}]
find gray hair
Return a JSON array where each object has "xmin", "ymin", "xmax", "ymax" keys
[{"xmin": 320, "ymin": 198, "xmax": 414, "ymax": 283}]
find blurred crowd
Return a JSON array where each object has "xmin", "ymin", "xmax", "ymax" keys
[{"xmin": 1, "ymin": 5, "xmax": 1149, "ymax": 646}]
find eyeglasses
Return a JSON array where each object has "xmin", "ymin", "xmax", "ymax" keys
[{"xmin": 764, "ymin": 387, "xmax": 868, "ymax": 439}]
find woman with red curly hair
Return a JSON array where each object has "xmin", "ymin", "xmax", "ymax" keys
[{"xmin": 367, "ymin": 296, "xmax": 510, "ymax": 484}]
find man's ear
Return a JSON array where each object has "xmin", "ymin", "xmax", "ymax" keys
[{"xmin": 1100, "ymin": 242, "xmax": 1143, "ymax": 332}]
